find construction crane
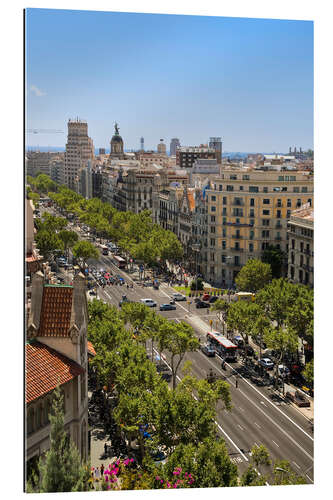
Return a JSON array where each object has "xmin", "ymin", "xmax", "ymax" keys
[{"xmin": 27, "ymin": 129, "xmax": 63, "ymax": 134}]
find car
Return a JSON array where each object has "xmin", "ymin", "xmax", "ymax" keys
[
  {"xmin": 160, "ymin": 372, "xmax": 172, "ymax": 382},
  {"xmin": 196, "ymin": 300, "xmax": 210, "ymax": 309},
  {"xmin": 172, "ymin": 293, "xmax": 186, "ymax": 301},
  {"xmin": 159, "ymin": 303, "xmax": 177, "ymax": 311},
  {"xmin": 244, "ymin": 344, "xmax": 255, "ymax": 356},
  {"xmin": 89, "ymin": 290, "xmax": 97, "ymax": 296},
  {"xmin": 209, "ymin": 296, "xmax": 219, "ymax": 303},
  {"xmin": 200, "ymin": 343, "xmax": 216, "ymax": 357},
  {"xmin": 278, "ymin": 364, "xmax": 290, "ymax": 378},
  {"xmin": 259, "ymin": 358, "xmax": 274, "ymax": 370},
  {"xmin": 140, "ymin": 298, "xmax": 157, "ymax": 307},
  {"xmin": 202, "ymin": 293, "xmax": 211, "ymax": 301},
  {"xmin": 233, "ymin": 335, "xmax": 244, "ymax": 348}
]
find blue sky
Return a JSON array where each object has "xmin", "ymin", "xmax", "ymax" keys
[{"xmin": 26, "ymin": 9, "xmax": 313, "ymax": 152}]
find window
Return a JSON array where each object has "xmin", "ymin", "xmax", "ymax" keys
[
  {"xmin": 211, "ymin": 215, "xmax": 215, "ymax": 222},
  {"xmin": 250, "ymin": 198, "xmax": 255, "ymax": 206},
  {"xmin": 263, "ymin": 209, "xmax": 270, "ymax": 215},
  {"xmin": 222, "ymin": 240, "xmax": 226, "ymax": 249},
  {"xmin": 211, "ymin": 206, "xmax": 216, "ymax": 212},
  {"xmin": 250, "ymin": 209, "xmax": 255, "ymax": 217},
  {"xmin": 223, "ymin": 197, "xmax": 227, "ymax": 205},
  {"xmin": 290, "ymin": 176, "xmax": 296, "ymax": 181},
  {"xmin": 230, "ymin": 175, "xmax": 237, "ymax": 180},
  {"xmin": 276, "ymin": 210, "xmax": 281, "ymax": 218},
  {"xmin": 223, "ymin": 217, "xmax": 227, "ymax": 225},
  {"xmin": 300, "ymin": 242, "xmax": 304, "ymax": 253},
  {"xmin": 262, "ymin": 219, "xmax": 270, "ymax": 226},
  {"xmin": 222, "ymin": 255, "xmax": 226, "ymax": 263},
  {"xmin": 296, "ymin": 199, "xmax": 302, "ymax": 207},
  {"xmin": 243, "ymin": 175, "xmax": 250, "ymax": 180},
  {"xmin": 278, "ymin": 175, "xmax": 284, "ymax": 181},
  {"xmin": 287, "ymin": 210, "xmax": 291, "ymax": 218},
  {"xmin": 236, "ymin": 218, "xmax": 240, "ymax": 224},
  {"xmin": 233, "ymin": 208, "xmax": 243, "ymax": 217},
  {"xmin": 222, "ymin": 207, "xmax": 227, "ymax": 216},
  {"xmin": 293, "ymin": 187, "xmax": 300, "ymax": 193},
  {"xmin": 210, "ymin": 226, "xmax": 215, "ymax": 233},
  {"xmin": 250, "ymin": 230, "xmax": 255, "ymax": 240},
  {"xmin": 210, "ymin": 252, "xmax": 215, "ymax": 261},
  {"xmin": 287, "ymin": 199, "xmax": 291, "ymax": 207},
  {"xmin": 210, "ymin": 266, "xmax": 215, "ymax": 274},
  {"xmin": 277, "ymin": 199, "xmax": 282, "ymax": 207},
  {"xmin": 249, "ymin": 186, "xmax": 259, "ymax": 192},
  {"xmin": 211, "ymin": 195, "xmax": 216, "ymax": 201},
  {"xmin": 222, "ymin": 229, "xmax": 226, "ymax": 237},
  {"xmin": 292, "ymin": 239, "xmax": 295, "ymax": 249},
  {"xmin": 250, "ymin": 218, "xmax": 254, "ymax": 226},
  {"xmin": 240, "ymin": 186, "xmax": 244, "ymax": 191},
  {"xmin": 308, "ymin": 198, "xmax": 312, "ymax": 206},
  {"xmin": 263, "ymin": 199, "xmax": 270, "ymax": 204},
  {"xmin": 210, "ymin": 239, "xmax": 215, "ymax": 246},
  {"xmin": 249, "ymin": 243, "xmax": 253, "ymax": 252},
  {"xmin": 234, "ymin": 256, "xmax": 240, "ymax": 266},
  {"xmin": 226, "ymin": 185, "xmax": 234, "ymax": 191},
  {"xmin": 281, "ymin": 187, "xmax": 287, "ymax": 192},
  {"xmin": 262, "ymin": 230, "xmax": 270, "ymax": 238},
  {"xmin": 301, "ymin": 186, "xmax": 308, "ymax": 193},
  {"xmin": 219, "ymin": 185, "xmax": 222, "ymax": 191}
]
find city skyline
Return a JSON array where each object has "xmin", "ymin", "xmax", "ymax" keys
[{"xmin": 26, "ymin": 9, "xmax": 313, "ymax": 152}]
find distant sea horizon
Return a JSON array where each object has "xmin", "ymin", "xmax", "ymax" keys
[{"xmin": 25, "ymin": 146, "xmax": 287, "ymax": 158}]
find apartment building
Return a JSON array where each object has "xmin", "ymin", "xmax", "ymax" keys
[
  {"xmin": 138, "ymin": 152, "xmax": 169, "ymax": 168},
  {"xmin": 170, "ymin": 138, "xmax": 180, "ymax": 157},
  {"xmin": 203, "ymin": 167, "xmax": 314, "ymax": 287},
  {"xmin": 157, "ymin": 139, "xmax": 167, "ymax": 155},
  {"xmin": 64, "ymin": 119, "xmax": 94, "ymax": 191},
  {"xmin": 287, "ymin": 204, "xmax": 314, "ymax": 288},
  {"xmin": 176, "ymin": 146, "xmax": 217, "ymax": 169},
  {"xmin": 50, "ymin": 160, "xmax": 65, "ymax": 185}
]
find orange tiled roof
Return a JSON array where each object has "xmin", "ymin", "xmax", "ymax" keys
[
  {"xmin": 25, "ymin": 340, "xmax": 84, "ymax": 404},
  {"xmin": 39, "ymin": 285, "xmax": 73, "ymax": 337},
  {"xmin": 87, "ymin": 341, "xmax": 96, "ymax": 357}
]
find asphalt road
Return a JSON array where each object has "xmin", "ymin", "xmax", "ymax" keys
[{"xmin": 41, "ymin": 206, "xmax": 314, "ymax": 483}]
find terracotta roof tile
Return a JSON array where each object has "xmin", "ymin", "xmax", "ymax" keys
[
  {"xmin": 25, "ymin": 340, "xmax": 84, "ymax": 404},
  {"xmin": 87, "ymin": 341, "xmax": 96, "ymax": 357},
  {"xmin": 39, "ymin": 285, "xmax": 73, "ymax": 337}
]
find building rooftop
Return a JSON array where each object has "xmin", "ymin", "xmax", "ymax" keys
[
  {"xmin": 38, "ymin": 285, "xmax": 73, "ymax": 337},
  {"xmin": 25, "ymin": 340, "xmax": 84, "ymax": 404},
  {"xmin": 291, "ymin": 203, "xmax": 314, "ymax": 222}
]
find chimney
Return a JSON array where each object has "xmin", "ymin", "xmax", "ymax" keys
[{"xmin": 28, "ymin": 271, "xmax": 44, "ymax": 335}]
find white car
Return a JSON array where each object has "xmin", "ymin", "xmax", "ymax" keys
[
  {"xmin": 140, "ymin": 298, "xmax": 157, "ymax": 307},
  {"xmin": 172, "ymin": 293, "xmax": 186, "ymax": 302}
]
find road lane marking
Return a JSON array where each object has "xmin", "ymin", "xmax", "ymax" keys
[
  {"xmin": 237, "ymin": 424, "xmax": 244, "ymax": 431},
  {"xmin": 293, "ymin": 461, "xmax": 300, "ymax": 469},
  {"xmin": 239, "ymin": 407, "xmax": 244, "ymax": 412},
  {"xmin": 236, "ymin": 386, "xmax": 313, "ymax": 462},
  {"xmin": 306, "ymin": 474, "xmax": 313, "ymax": 483},
  {"xmin": 260, "ymin": 401, "xmax": 267, "ymax": 407},
  {"xmin": 272, "ymin": 440, "xmax": 279, "ymax": 448},
  {"xmin": 254, "ymin": 422, "xmax": 261, "ymax": 429},
  {"xmin": 254, "ymin": 442, "xmax": 259, "ymax": 447},
  {"xmin": 152, "ymin": 347, "xmax": 248, "ymax": 462}
]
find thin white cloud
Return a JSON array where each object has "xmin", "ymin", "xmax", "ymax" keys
[{"xmin": 30, "ymin": 85, "xmax": 46, "ymax": 97}]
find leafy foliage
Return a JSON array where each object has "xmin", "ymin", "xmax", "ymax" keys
[
  {"xmin": 261, "ymin": 245, "xmax": 286, "ymax": 278},
  {"xmin": 235, "ymin": 258, "xmax": 272, "ymax": 292}
]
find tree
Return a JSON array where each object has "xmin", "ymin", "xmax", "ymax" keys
[
  {"xmin": 261, "ymin": 245, "xmax": 286, "ymax": 278},
  {"xmin": 227, "ymin": 301, "xmax": 261, "ymax": 361},
  {"xmin": 26, "ymin": 385, "xmax": 89, "ymax": 492},
  {"xmin": 256, "ymin": 278, "xmax": 299, "ymax": 328},
  {"xmin": 72, "ymin": 240, "xmax": 99, "ymax": 267},
  {"xmin": 211, "ymin": 299, "xmax": 229, "ymax": 334},
  {"xmin": 190, "ymin": 277, "xmax": 204, "ymax": 291},
  {"xmin": 163, "ymin": 437, "xmax": 238, "ymax": 488},
  {"xmin": 286, "ymin": 286, "xmax": 314, "ymax": 348},
  {"xmin": 38, "ymin": 213, "xmax": 68, "ymax": 232},
  {"xmin": 58, "ymin": 230, "xmax": 78, "ymax": 260},
  {"xmin": 302, "ymin": 359, "xmax": 314, "ymax": 387},
  {"xmin": 273, "ymin": 460, "xmax": 306, "ymax": 485},
  {"xmin": 157, "ymin": 321, "xmax": 199, "ymax": 389},
  {"xmin": 263, "ymin": 325, "xmax": 298, "ymax": 391},
  {"xmin": 35, "ymin": 173, "xmax": 57, "ymax": 193},
  {"xmin": 235, "ymin": 259, "xmax": 272, "ymax": 292},
  {"xmin": 35, "ymin": 230, "xmax": 64, "ymax": 260}
]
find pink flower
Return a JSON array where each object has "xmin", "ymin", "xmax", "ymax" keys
[
  {"xmin": 130, "ymin": 458, "xmax": 134, "ymax": 462},
  {"xmin": 123, "ymin": 458, "xmax": 130, "ymax": 466},
  {"xmin": 105, "ymin": 476, "xmax": 109, "ymax": 482},
  {"xmin": 160, "ymin": 479, "xmax": 163, "ymax": 484},
  {"xmin": 167, "ymin": 483, "xmax": 171, "ymax": 488},
  {"xmin": 155, "ymin": 476, "xmax": 160, "ymax": 481},
  {"xmin": 173, "ymin": 484, "xmax": 178, "ymax": 488}
]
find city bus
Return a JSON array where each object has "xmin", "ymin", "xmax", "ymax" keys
[
  {"xmin": 101, "ymin": 245, "xmax": 109, "ymax": 256},
  {"xmin": 112, "ymin": 255, "xmax": 126, "ymax": 269},
  {"xmin": 206, "ymin": 331, "xmax": 238, "ymax": 361},
  {"xmin": 236, "ymin": 292, "xmax": 255, "ymax": 302}
]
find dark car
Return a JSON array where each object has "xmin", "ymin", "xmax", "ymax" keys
[
  {"xmin": 159, "ymin": 303, "xmax": 177, "ymax": 311},
  {"xmin": 160, "ymin": 372, "xmax": 172, "ymax": 382},
  {"xmin": 200, "ymin": 343, "xmax": 216, "ymax": 357},
  {"xmin": 209, "ymin": 296, "xmax": 219, "ymax": 304},
  {"xmin": 244, "ymin": 344, "xmax": 255, "ymax": 356},
  {"xmin": 196, "ymin": 300, "xmax": 210, "ymax": 309},
  {"xmin": 233, "ymin": 335, "xmax": 244, "ymax": 348}
]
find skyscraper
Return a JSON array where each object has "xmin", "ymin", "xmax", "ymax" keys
[
  {"xmin": 140, "ymin": 137, "xmax": 144, "ymax": 151},
  {"xmin": 64, "ymin": 118, "xmax": 94, "ymax": 191},
  {"xmin": 208, "ymin": 137, "xmax": 222, "ymax": 164},
  {"xmin": 170, "ymin": 138, "xmax": 180, "ymax": 156}
]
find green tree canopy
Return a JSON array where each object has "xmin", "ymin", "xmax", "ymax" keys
[
  {"xmin": 235, "ymin": 258, "xmax": 272, "ymax": 292},
  {"xmin": 261, "ymin": 245, "xmax": 286, "ymax": 279},
  {"xmin": 72, "ymin": 240, "xmax": 99, "ymax": 266}
]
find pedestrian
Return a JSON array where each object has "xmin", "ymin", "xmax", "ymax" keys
[
  {"xmin": 94, "ymin": 466, "xmax": 100, "ymax": 482},
  {"xmin": 100, "ymin": 464, "xmax": 104, "ymax": 477},
  {"xmin": 235, "ymin": 377, "xmax": 238, "ymax": 389},
  {"xmin": 104, "ymin": 442, "xmax": 108, "ymax": 455}
]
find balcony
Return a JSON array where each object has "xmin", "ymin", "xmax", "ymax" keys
[
  {"xmin": 232, "ymin": 201, "xmax": 244, "ymax": 206},
  {"xmin": 275, "ymin": 223, "xmax": 283, "ymax": 229},
  {"xmin": 230, "ymin": 247, "xmax": 244, "ymax": 252},
  {"xmin": 232, "ymin": 234, "xmax": 243, "ymax": 239},
  {"xmin": 224, "ymin": 221, "xmax": 253, "ymax": 227},
  {"xmin": 275, "ymin": 236, "xmax": 282, "ymax": 241}
]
